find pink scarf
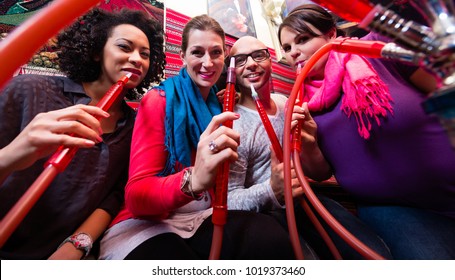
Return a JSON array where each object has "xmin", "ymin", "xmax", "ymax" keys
[{"xmin": 304, "ymin": 51, "xmax": 393, "ymax": 139}]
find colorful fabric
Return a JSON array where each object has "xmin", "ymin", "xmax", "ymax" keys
[
  {"xmin": 156, "ymin": 68, "xmax": 221, "ymax": 176},
  {"xmin": 304, "ymin": 49, "xmax": 393, "ymax": 139}
]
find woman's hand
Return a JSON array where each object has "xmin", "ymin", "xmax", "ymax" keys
[
  {"xmin": 0, "ymin": 104, "xmax": 109, "ymax": 177},
  {"xmin": 191, "ymin": 111, "xmax": 240, "ymax": 193},
  {"xmin": 292, "ymin": 102, "xmax": 332, "ymax": 181},
  {"xmin": 291, "ymin": 102, "xmax": 318, "ymax": 149}
]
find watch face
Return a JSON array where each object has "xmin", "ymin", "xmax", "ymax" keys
[{"xmin": 72, "ymin": 233, "xmax": 92, "ymax": 248}]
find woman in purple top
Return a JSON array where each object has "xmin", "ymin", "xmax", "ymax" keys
[{"xmin": 278, "ymin": 4, "xmax": 455, "ymax": 259}]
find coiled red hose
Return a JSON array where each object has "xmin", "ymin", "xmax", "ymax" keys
[{"xmin": 283, "ymin": 39, "xmax": 387, "ymax": 260}]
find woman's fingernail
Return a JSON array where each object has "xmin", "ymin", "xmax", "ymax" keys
[{"xmin": 84, "ymin": 140, "xmax": 96, "ymax": 146}]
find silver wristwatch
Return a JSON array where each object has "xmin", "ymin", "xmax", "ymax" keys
[{"xmin": 60, "ymin": 232, "xmax": 93, "ymax": 258}]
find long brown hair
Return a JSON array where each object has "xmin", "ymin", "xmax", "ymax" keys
[{"xmin": 181, "ymin": 14, "xmax": 226, "ymax": 53}]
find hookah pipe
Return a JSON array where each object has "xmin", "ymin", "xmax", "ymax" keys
[
  {"xmin": 250, "ymin": 84, "xmax": 284, "ymax": 162},
  {"xmin": 299, "ymin": 65, "xmax": 345, "ymax": 259},
  {"xmin": 0, "ymin": 73, "xmax": 132, "ymax": 248},
  {"xmin": 284, "ymin": 37, "xmax": 440, "ymax": 259},
  {"xmin": 209, "ymin": 57, "xmax": 237, "ymax": 259},
  {"xmin": 0, "ymin": 0, "xmax": 101, "ymax": 91},
  {"xmin": 250, "ymin": 84, "xmax": 300, "ymax": 259},
  {"xmin": 283, "ymin": 0, "xmax": 455, "ymax": 259},
  {"xmin": 282, "ymin": 38, "xmax": 419, "ymax": 260},
  {"xmin": 311, "ymin": 0, "xmax": 444, "ymax": 56},
  {"xmin": 250, "ymin": 84, "xmax": 342, "ymax": 259},
  {"xmin": 250, "ymin": 84, "xmax": 301, "ymax": 259}
]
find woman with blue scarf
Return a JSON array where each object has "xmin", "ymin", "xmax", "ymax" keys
[{"xmin": 99, "ymin": 14, "xmax": 296, "ymax": 260}]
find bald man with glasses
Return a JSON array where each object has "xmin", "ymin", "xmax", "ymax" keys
[
  {"xmin": 226, "ymin": 36, "xmax": 392, "ymax": 260},
  {"xmin": 231, "ymin": 48, "xmax": 270, "ymax": 67},
  {"xmin": 225, "ymin": 36, "xmax": 315, "ymax": 258},
  {"xmin": 227, "ymin": 36, "xmax": 297, "ymax": 212}
]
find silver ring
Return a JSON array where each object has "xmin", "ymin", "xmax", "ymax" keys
[{"xmin": 208, "ymin": 140, "xmax": 219, "ymax": 153}]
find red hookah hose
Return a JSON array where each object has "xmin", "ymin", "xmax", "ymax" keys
[
  {"xmin": 0, "ymin": 0, "xmax": 101, "ymax": 91},
  {"xmin": 209, "ymin": 57, "xmax": 237, "ymax": 259},
  {"xmin": 311, "ymin": 0, "xmax": 374, "ymax": 23},
  {"xmin": 250, "ymin": 85, "xmax": 303, "ymax": 259},
  {"xmin": 0, "ymin": 74, "xmax": 131, "ymax": 248},
  {"xmin": 294, "ymin": 64, "xmax": 343, "ymax": 260},
  {"xmin": 250, "ymin": 85, "xmax": 284, "ymax": 162},
  {"xmin": 293, "ymin": 152, "xmax": 384, "ymax": 259},
  {"xmin": 283, "ymin": 39, "xmax": 387, "ymax": 260},
  {"xmin": 252, "ymin": 84, "xmax": 342, "ymax": 259},
  {"xmin": 299, "ymin": 196, "xmax": 343, "ymax": 259}
]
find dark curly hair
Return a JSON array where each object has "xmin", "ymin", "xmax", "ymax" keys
[{"xmin": 57, "ymin": 7, "xmax": 166, "ymax": 100}]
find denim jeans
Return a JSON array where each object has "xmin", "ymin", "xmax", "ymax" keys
[
  {"xmin": 357, "ymin": 205, "xmax": 455, "ymax": 260},
  {"xmin": 268, "ymin": 195, "xmax": 393, "ymax": 260}
]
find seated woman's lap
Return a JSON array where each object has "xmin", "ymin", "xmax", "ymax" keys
[
  {"xmin": 357, "ymin": 204, "xmax": 455, "ymax": 259},
  {"xmin": 188, "ymin": 210, "xmax": 296, "ymax": 259},
  {"xmin": 125, "ymin": 232, "xmax": 199, "ymax": 260},
  {"xmin": 126, "ymin": 210, "xmax": 296, "ymax": 260}
]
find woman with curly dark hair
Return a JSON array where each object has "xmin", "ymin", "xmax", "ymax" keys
[
  {"xmin": 0, "ymin": 7, "xmax": 165, "ymax": 259},
  {"xmin": 57, "ymin": 7, "xmax": 165, "ymax": 100}
]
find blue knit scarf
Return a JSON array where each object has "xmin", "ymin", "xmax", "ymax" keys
[{"xmin": 157, "ymin": 68, "xmax": 221, "ymax": 176}]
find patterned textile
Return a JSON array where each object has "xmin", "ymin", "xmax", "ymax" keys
[
  {"xmin": 164, "ymin": 9, "xmax": 189, "ymax": 78},
  {"xmin": 269, "ymin": 48, "xmax": 295, "ymax": 95},
  {"xmin": 155, "ymin": 68, "xmax": 222, "ymax": 175}
]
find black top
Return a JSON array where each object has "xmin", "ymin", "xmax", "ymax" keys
[{"xmin": 0, "ymin": 74, "xmax": 135, "ymax": 259}]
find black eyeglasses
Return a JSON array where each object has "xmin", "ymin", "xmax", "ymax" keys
[{"xmin": 231, "ymin": 49, "xmax": 270, "ymax": 67}]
